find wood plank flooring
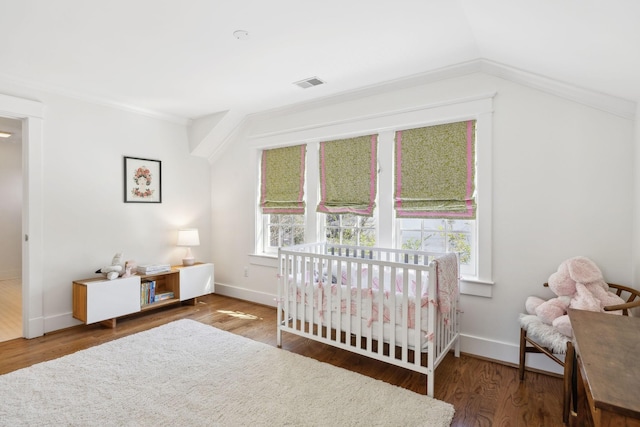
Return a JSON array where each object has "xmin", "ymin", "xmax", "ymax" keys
[
  {"xmin": 0, "ymin": 278, "xmax": 21, "ymax": 342},
  {"xmin": 0, "ymin": 293, "xmax": 564, "ymax": 426}
]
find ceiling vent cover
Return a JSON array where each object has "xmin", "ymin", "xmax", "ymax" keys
[{"xmin": 294, "ymin": 77, "xmax": 326, "ymax": 89}]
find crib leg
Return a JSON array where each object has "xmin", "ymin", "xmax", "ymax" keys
[
  {"xmin": 454, "ymin": 336, "xmax": 461, "ymax": 358},
  {"xmin": 427, "ymin": 373, "xmax": 435, "ymax": 398},
  {"xmin": 276, "ymin": 308, "xmax": 282, "ymax": 348}
]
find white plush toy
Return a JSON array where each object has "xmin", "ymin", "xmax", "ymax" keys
[{"xmin": 95, "ymin": 252, "xmax": 124, "ymax": 280}]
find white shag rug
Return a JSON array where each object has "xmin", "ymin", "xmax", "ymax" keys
[{"xmin": 0, "ymin": 319, "xmax": 454, "ymax": 427}]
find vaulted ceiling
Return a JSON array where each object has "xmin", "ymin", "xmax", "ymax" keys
[{"xmin": 1, "ymin": 0, "xmax": 638, "ymax": 155}]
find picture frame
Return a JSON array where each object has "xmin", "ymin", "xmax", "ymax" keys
[{"xmin": 123, "ymin": 156, "xmax": 162, "ymax": 203}]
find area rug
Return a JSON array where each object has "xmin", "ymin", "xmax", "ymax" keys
[{"xmin": 0, "ymin": 319, "xmax": 454, "ymax": 426}]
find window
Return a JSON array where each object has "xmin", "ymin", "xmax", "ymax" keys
[
  {"xmin": 263, "ymin": 214, "xmax": 305, "ymax": 254},
  {"xmin": 254, "ymin": 95, "xmax": 493, "ymax": 291},
  {"xmin": 324, "ymin": 213, "xmax": 376, "ymax": 246},
  {"xmin": 398, "ymin": 218, "xmax": 475, "ymax": 276}
]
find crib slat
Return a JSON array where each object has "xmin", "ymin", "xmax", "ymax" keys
[
  {"xmin": 414, "ymin": 268, "xmax": 423, "ymax": 368},
  {"xmin": 377, "ymin": 266, "xmax": 385, "ymax": 357},
  {"xmin": 400, "ymin": 266, "xmax": 409, "ymax": 363},
  {"xmin": 366, "ymin": 264, "xmax": 373, "ymax": 353},
  {"xmin": 389, "ymin": 266, "xmax": 397, "ymax": 358}
]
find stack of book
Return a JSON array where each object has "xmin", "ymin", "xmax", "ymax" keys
[
  {"xmin": 141, "ymin": 280, "xmax": 156, "ymax": 305},
  {"xmin": 137, "ymin": 264, "xmax": 171, "ymax": 275}
]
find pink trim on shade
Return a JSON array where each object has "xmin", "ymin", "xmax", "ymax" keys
[
  {"xmin": 320, "ymin": 141, "xmax": 327, "ymax": 208},
  {"xmin": 366, "ymin": 134, "xmax": 377, "ymax": 214},
  {"xmin": 465, "ymin": 119, "xmax": 474, "ymax": 208},
  {"xmin": 395, "ymin": 121, "xmax": 475, "ymax": 218},
  {"xmin": 297, "ymin": 144, "xmax": 306, "ymax": 211},
  {"xmin": 395, "ymin": 130, "xmax": 404, "ymax": 212},
  {"xmin": 260, "ymin": 150, "xmax": 268, "ymax": 209},
  {"xmin": 317, "ymin": 135, "xmax": 378, "ymax": 216}
]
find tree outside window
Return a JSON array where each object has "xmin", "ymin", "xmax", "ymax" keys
[
  {"xmin": 265, "ymin": 214, "xmax": 305, "ymax": 251},
  {"xmin": 325, "ymin": 214, "xmax": 376, "ymax": 247},
  {"xmin": 400, "ymin": 219, "xmax": 473, "ymax": 265}
]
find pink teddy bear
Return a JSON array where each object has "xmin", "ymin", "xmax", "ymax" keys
[{"xmin": 526, "ymin": 256, "xmax": 625, "ymax": 337}]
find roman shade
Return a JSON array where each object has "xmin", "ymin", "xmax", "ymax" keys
[
  {"xmin": 395, "ymin": 120, "xmax": 476, "ymax": 219},
  {"xmin": 317, "ymin": 134, "xmax": 378, "ymax": 216},
  {"xmin": 260, "ymin": 144, "xmax": 306, "ymax": 214}
]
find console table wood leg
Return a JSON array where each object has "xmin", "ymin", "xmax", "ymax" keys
[{"xmin": 99, "ymin": 318, "xmax": 116, "ymax": 329}]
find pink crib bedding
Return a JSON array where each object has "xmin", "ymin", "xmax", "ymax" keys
[{"xmin": 288, "ymin": 265, "xmax": 431, "ymax": 330}]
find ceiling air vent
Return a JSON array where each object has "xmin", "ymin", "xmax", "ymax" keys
[{"xmin": 294, "ymin": 77, "xmax": 326, "ymax": 89}]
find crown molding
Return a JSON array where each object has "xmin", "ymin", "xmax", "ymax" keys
[
  {"xmin": 478, "ymin": 59, "xmax": 636, "ymax": 120},
  {"xmin": 0, "ymin": 72, "xmax": 191, "ymax": 126}
]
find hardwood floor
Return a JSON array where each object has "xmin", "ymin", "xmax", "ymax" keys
[
  {"xmin": 0, "ymin": 294, "xmax": 564, "ymax": 426},
  {"xmin": 0, "ymin": 278, "xmax": 22, "ymax": 342}
]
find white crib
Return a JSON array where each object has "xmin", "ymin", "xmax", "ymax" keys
[{"xmin": 277, "ymin": 242, "xmax": 461, "ymax": 397}]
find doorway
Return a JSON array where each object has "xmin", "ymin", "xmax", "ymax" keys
[
  {"xmin": 0, "ymin": 93, "xmax": 45, "ymax": 340},
  {"xmin": 0, "ymin": 116, "xmax": 23, "ymax": 341}
]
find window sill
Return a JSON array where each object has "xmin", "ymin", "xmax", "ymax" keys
[
  {"xmin": 249, "ymin": 253, "xmax": 278, "ymax": 268},
  {"xmin": 460, "ymin": 277, "xmax": 494, "ymax": 298}
]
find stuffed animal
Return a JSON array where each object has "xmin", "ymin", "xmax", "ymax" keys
[
  {"xmin": 525, "ymin": 256, "xmax": 626, "ymax": 337},
  {"xmin": 121, "ymin": 260, "xmax": 137, "ymax": 278},
  {"xmin": 95, "ymin": 252, "xmax": 124, "ymax": 280}
]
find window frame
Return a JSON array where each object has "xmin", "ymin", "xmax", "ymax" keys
[{"xmin": 253, "ymin": 95, "xmax": 494, "ymax": 296}]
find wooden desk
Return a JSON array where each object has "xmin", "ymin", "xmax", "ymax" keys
[{"xmin": 569, "ymin": 309, "xmax": 640, "ymax": 427}]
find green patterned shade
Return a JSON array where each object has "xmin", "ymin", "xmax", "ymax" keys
[
  {"xmin": 317, "ymin": 134, "xmax": 378, "ymax": 216},
  {"xmin": 260, "ymin": 144, "xmax": 306, "ymax": 214},
  {"xmin": 395, "ymin": 120, "xmax": 476, "ymax": 219}
]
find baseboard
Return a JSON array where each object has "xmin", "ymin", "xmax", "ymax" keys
[
  {"xmin": 214, "ymin": 283, "xmax": 278, "ymax": 307},
  {"xmin": 459, "ymin": 333, "xmax": 563, "ymax": 376},
  {"xmin": 43, "ymin": 312, "xmax": 81, "ymax": 334},
  {"xmin": 25, "ymin": 316, "xmax": 45, "ymax": 339}
]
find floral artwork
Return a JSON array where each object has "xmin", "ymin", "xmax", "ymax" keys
[
  {"xmin": 124, "ymin": 157, "xmax": 161, "ymax": 203},
  {"xmin": 132, "ymin": 166, "xmax": 154, "ymax": 198}
]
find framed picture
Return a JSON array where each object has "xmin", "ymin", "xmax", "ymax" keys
[{"xmin": 123, "ymin": 156, "xmax": 162, "ymax": 203}]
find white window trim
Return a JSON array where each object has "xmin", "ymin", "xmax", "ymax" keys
[{"xmin": 252, "ymin": 93, "xmax": 495, "ymax": 297}]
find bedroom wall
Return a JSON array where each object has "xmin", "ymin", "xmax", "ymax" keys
[
  {"xmin": 0, "ymin": 86, "xmax": 212, "ymax": 334},
  {"xmin": 210, "ymin": 71, "xmax": 635, "ymax": 369},
  {"xmin": 0, "ymin": 139, "xmax": 22, "ymax": 279}
]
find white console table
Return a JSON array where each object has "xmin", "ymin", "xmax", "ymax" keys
[{"xmin": 73, "ymin": 262, "xmax": 214, "ymax": 328}]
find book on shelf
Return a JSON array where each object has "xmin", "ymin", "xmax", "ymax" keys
[
  {"xmin": 140, "ymin": 280, "xmax": 157, "ymax": 305},
  {"xmin": 154, "ymin": 291, "xmax": 174, "ymax": 302},
  {"xmin": 137, "ymin": 264, "xmax": 171, "ymax": 275}
]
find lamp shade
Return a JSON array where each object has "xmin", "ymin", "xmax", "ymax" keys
[
  {"xmin": 177, "ymin": 229, "xmax": 199, "ymax": 266},
  {"xmin": 177, "ymin": 229, "xmax": 200, "ymax": 247}
]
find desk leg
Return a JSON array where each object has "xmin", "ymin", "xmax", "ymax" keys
[{"xmin": 572, "ymin": 355, "xmax": 595, "ymax": 427}]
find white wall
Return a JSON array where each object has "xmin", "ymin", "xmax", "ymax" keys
[
  {"xmin": 0, "ymin": 86, "xmax": 212, "ymax": 334},
  {"xmin": 0, "ymin": 139, "xmax": 22, "ymax": 279},
  {"xmin": 210, "ymin": 72, "xmax": 635, "ymax": 368}
]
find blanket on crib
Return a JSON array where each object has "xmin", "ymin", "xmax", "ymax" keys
[
  {"xmin": 287, "ymin": 255, "xmax": 458, "ymax": 330},
  {"xmin": 434, "ymin": 253, "xmax": 459, "ymax": 322}
]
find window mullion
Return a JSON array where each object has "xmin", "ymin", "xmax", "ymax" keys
[{"xmin": 377, "ymin": 131, "xmax": 394, "ymax": 248}]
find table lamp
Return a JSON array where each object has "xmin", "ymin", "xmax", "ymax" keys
[{"xmin": 177, "ymin": 228, "xmax": 200, "ymax": 266}]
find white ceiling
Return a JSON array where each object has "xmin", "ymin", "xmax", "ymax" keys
[{"xmin": 0, "ymin": 0, "xmax": 638, "ymax": 128}]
